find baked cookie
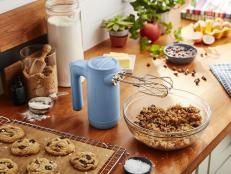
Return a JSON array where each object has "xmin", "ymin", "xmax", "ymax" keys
[
  {"xmin": 26, "ymin": 158, "xmax": 59, "ymax": 174},
  {"xmin": 0, "ymin": 125, "xmax": 25, "ymax": 143},
  {"xmin": 70, "ymin": 152, "xmax": 98, "ymax": 171},
  {"xmin": 11, "ymin": 138, "xmax": 40, "ymax": 156},
  {"xmin": 45, "ymin": 136, "xmax": 75, "ymax": 156},
  {"xmin": 0, "ymin": 158, "xmax": 18, "ymax": 174}
]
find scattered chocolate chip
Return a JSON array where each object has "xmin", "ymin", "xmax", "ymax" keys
[
  {"xmin": 194, "ymin": 78, "xmax": 200, "ymax": 86},
  {"xmin": 192, "ymin": 72, "xmax": 196, "ymax": 77},
  {"xmin": 172, "ymin": 67, "xmax": 177, "ymax": 71},
  {"xmin": 153, "ymin": 57, "xmax": 157, "ymax": 60},
  {"xmin": 201, "ymin": 76, "xmax": 207, "ymax": 81},
  {"xmin": 59, "ymin": 136, "xmax": 66, "ymax": 139},
  {"xmin": 146, "ymin": 63, "xmax": 151, "ymax": 67},
  {"xmin": 35, "ymin": 160, "xmax": 40, "ymax": 164},
  {"xmin": 47, "ymin": 142, "xmax": 51, "ymax": 146},
  {"xmin": 18, "ymin": 145, "xmax": 27, "ymax": 149},
  {"xmin": 173, "ymin": 72, "xmax": 178, "ymax": 76},
  {"xmin": 45, "ymin": 165, "xmax": 53, "ymax": 170},
  {"xmin": 200, "ymin": 53, "xmax": 204, "ymax": 57},
  {"xmin": 163, "ymin": 65, "xmax": 167, "ymax": 68},
  {"xmin": 205, "ymin": 52, "xmax": 208, "ymax": 56}
]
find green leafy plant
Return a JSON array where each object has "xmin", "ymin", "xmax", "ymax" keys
[
  {"xmin": 102, "ymin": 15, "xmax": 133, "ymax": 32},
  {"xmin": 128, "ymin": 0, "xmax": 185, "ymax": 39},
  {"xmin": 149, "ymin": 44, "xmax": 165, "ymax": 57},
  {"xmin": 127, "ymin": 0, "xmax": 185, "ymax": 56},
  {"xmin": 174, "ymin": 27, "xmax": 183, "ymax": 42}
]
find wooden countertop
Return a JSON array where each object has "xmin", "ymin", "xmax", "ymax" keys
[{"xmin": 1, "ymin": 32, "xmax": 231, "ymax": 174}]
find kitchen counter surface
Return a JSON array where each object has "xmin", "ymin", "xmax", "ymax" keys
[{"xmin": 1, "ymin": 28, "xmax": 231, "ymax": 173}]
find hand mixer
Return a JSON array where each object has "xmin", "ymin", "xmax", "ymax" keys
[
  {"xmin": 112, "ymin": 72, "xmax": 173, "ymax": 97},
  {"xmin": 70, "ymin": 56, "xmax": 173, "ymax": 129}
]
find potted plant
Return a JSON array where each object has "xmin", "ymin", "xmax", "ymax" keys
[
  {"xmin": 128, "ymin": 0, "xmax": 185, "ymax": 50},
  {"xmin": 102, "ymin": 15, "xmax": 133, "ymax": 47}
]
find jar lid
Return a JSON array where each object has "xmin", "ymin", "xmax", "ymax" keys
[{"xmin": 46, "ymin": 0, "xmax": 79, "ymax": 13}]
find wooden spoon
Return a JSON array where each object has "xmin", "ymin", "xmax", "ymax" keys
[{"xmin": 29, "ymin": 44, "xmax": 52, "ymax": 75}]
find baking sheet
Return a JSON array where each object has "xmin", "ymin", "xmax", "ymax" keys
[{"xmin": 0, "ymin": 117, "xmax": 126, "ymax": 174}]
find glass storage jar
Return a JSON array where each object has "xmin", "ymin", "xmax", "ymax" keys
[{"xmin": 46, "ymin": 0, "xmax": 84, "ymax": 87}]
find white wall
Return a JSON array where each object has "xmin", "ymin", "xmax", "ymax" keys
[{"xmin": 80, "ymin": 0, "xmax": 133, "ymax": 50}]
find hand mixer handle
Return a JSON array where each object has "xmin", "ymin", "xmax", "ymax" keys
[{"xmin": 70, "ymin": 60, "xmax": 87, "ymax": 111}]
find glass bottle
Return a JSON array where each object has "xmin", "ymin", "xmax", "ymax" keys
[{"xmin": 46, "ymin": 0, "xmax": 84, "ymax": 87}]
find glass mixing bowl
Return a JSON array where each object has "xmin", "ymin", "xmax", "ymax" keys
[{"xmin": 123, "ymin": 89, "xmax": 211, "ymax": 151}]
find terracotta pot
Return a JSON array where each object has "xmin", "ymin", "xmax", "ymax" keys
[{"xmin": 109, "ymin": 30, "xmax": 128, "ymax": 48}]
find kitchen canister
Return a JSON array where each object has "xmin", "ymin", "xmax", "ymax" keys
[{"xmin": 46, "ymin": 0, "xmax": 84, "ymax": 87}]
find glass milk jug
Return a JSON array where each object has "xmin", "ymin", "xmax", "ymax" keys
[{"xmin": 46, "ymin": 0, "xmax": 84, "ymax": 87}]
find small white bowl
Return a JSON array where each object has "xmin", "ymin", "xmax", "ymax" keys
[{"xmin": 28, "ymin": 97, "xmax": 54, "ymax": 114}]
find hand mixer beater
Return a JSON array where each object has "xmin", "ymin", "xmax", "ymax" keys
[{"xmin": 112, "ymin": 72, "xmax": 173, "ymax": 97}]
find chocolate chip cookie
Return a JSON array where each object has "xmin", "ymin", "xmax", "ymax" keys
[
  {"xmin": 26, "ymin": 158, "xmax": 60, "ymax": 174},
  {"xmin": 11, "ymin": 138, "xmax": 40, "ymax": 156},
  {"xmin": 45, "ymin": 136, "xmax": 75, "ymax": 156},
  {"xmin": 70, "ymin": 152, "xmax": 98, "ymax": 171},
  {"xmin": 0, "ymin": 158, "xmax": 18, "ymax": 174},
  {"xmin": 0, "ymin": 125, "xmax": 25, "ymax": 143}
]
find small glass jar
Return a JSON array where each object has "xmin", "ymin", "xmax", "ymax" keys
[{"xmin": 46, "ymin": 0, "xmax": 84, "ymax": 87}]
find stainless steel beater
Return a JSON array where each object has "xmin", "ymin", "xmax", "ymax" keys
[{"xmin": 112, "ymin": 72, "xmax": 173, "ymax": 97}]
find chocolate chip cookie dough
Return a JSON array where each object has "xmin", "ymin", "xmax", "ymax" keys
[
  {"xmin": 11, "ymin": 138, "xmax": 40, "ymax": 156},
  {"xmin": 0, "ymin": 158, "xmax": 18, "ymax": 174},
  {"xmin": 0, "ymin": 125, "xmax": 25, "ymax": 143},
  {"xmin": 45, "ymin": 136, "xmax": 75, "ymax": 156},
  {"xmin": 26, "ymin": 158, "xmax": 60, "ymax": 174},
  {"xmin": 70, "ymin": 152, "xmax": 98, "ymax": 171}
]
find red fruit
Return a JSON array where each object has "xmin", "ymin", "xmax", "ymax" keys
[{"xmin": 140, "ymin": 23, "xmax": 161, "ymax": 42}]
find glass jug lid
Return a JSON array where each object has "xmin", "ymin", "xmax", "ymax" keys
[{"xmin": 88, "ymin": 56, "xmax": 118, "ymax": 71}]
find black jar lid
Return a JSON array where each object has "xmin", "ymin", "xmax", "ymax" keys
[{"xmin": 124, "ymin": 156, "xmax": 153, "ymax": 174}]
